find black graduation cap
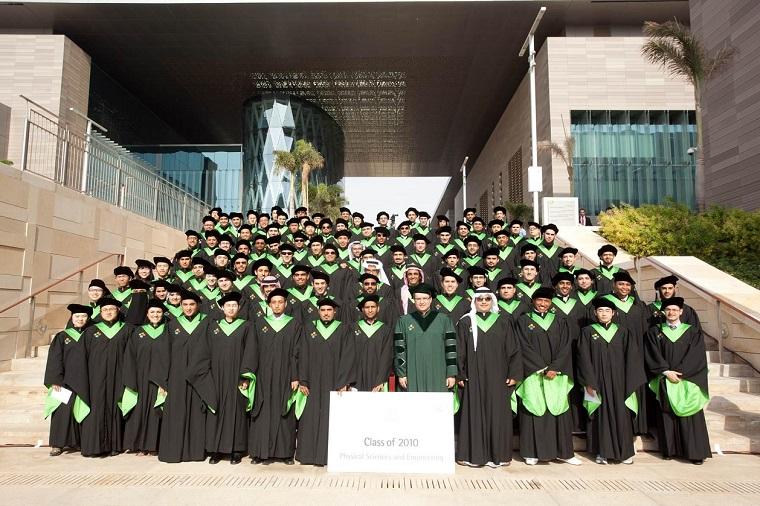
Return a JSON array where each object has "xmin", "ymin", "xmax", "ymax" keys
[
  {"xmin": 613, "ymin": 271, "xmax": 636, "ymax": 285},
  {"xmin": 323, "ymin": 244, "xmax": 338, "ymax": 253},
  {"xmin": 487, "ymin": 219, "xmax": 502, "ymax": 228},
  {"xmin": 218, "ymin": 234, "xmax": 234, "ymax": 244},
  {"xmin": 483, "ymin": 247, "xmax": 500, "ymax": 258},
  {"xmin": 229, "ymin": 212, "xmax": 244, "ymax": 220},
  {"xmin": 444, "ymin": 248, "xmax": 461, "ymax": 258},
  {"xmin": 455, "ymin": 220, "xmax": 470, "ymax": 229},
  {"xmin": 471, "ymin": 217, "xmax": 485, "ymax": 225},
  {"xmin": 89, "ymin": 279, "xmax": 108, "ymax": 290},
  {"xmin": 493, "ymin": 229, "xmax": 508, "ymax": 238},
  {"xmin": 520, "ymin": 243, "xmax": 538, "ymax": 254},
  {"xmin": 218, "ymin": 292, "xmax": 243, "ymax": 306},
  {"xmin": 412, "ymin": 233, "xmax": 429, "ymax": 243},
  {"xmin": 597, "ymin": 244, "xmax": 618, "ymax": 257},
  {"xmin": 165, "ymin": 283, "xmax": 182, "ymax": 293},
  {"xmin": 251, "ymin": 259, "xmax": 273, "ymax": 270},
  {"xmin": 339, "ymin": 207, "xmax": 351, "ymax": 213},
  {"xmin": 204, "ymin": 230, "xmax": 221, "ymax": 240},
  {"xmin": 464, "ymin": 235, "xmax": 481, "ymax": 245},
  {"xmin": 397, "ymin": 220, "xmax": 413, "ymax": 230},
  {"xmin": 660, "ymin": 296, "xmax": 684, "ymax": 309},
  {"xmin": 175, "ymin": 249, "xmax": 193, "ymax": 259},
  {"xmin": 410, "ymin": 283, "xmax": 436, "ymax": 296},
  {"xmin": 292, "ymin": 232, "xmax": 308, "ymax": 241},
  {"xmin": 467, "ymin": 266, "xmax": 487, "ymax": 277},
  {"xmin": 114, "ymin": 266, "xmax": 134, "ymax": 277},
  {"xmin": 213, "ymin": 248, "xmax": 229, "ymax": 257},
  {"xmin": 295, "ymin": 206, "xmax": 307, "ymax": 213},
  {"xmin": 463, "ymin": 207, "xmax": 477, "ymax": 215},
  {"xmin": 436, "ymin": 226, "xmax": 452, "ymax": 234},
  {"xmin": 527, "ymin": 221, "xmax": 540, "ymax": 229},
  {"xmin": 180, "ymin": 289, "xmax": 201, "ymax": 303},
  {"xmin": 218, "ymin": 212, "xmax": 229, "ymax": 219},
  {"xmin": 98, "ymin": 297, "xmax": 122, "ymax": 308},
  {"xmin": 360, "ymin": 222, "xmax": 374, "ymax": 229},
  {"xmin": 439, "ymin": 268, "xmax": 462, "ymax": 283},
  {"xmin": 147, "ymin": 299, "xmax": 166, "ymax": 311},
  {"xmin": 405, "ymin": 207, "xmax": 419, "ymax": 216},
  {"xmin": 191, "ymin": 257, "xmax": 209, "ymax": 267},
  {"xmin": 334, "ymin": 230, "xmax": 352, "ymax": 239},
  {"xmin": 654, "ymin": 275, "xmax": 679, "ymax": 290},
  {"xmin": 497, "ymin": 277, "xmax": 518, "ymax": 288},
  {"xmin": 509, "ymin": 219, "xmax": 523, "ymax": 227},
  {"xmin": 309, "ymin": 235, "xmax": 324, "ymax": 244},
  {"xmin": 265, "ymin": 236, "xmax": 281, "ymax": 245},
  {"xmin": 292, "ymin": 264, "xmax": 311, "ymax": 274},
  {"xmin": 357, "ymin": 294, "xmax": 380, "ymax": 309},
  {"xmin": 374, "ymin": 227, "xmax": 390, "ymax": 236},
  {"xmin": 311, "ymin": 271, "xmax": 330, "ymax": 282},
  {"xmin": 352, "ymin": 212, "xmax": 364, "ymax": 219},
  {"xmin": 185, "ymin": 229, "xmax": 201, "ymax": 238},
  {"xmin": 267, "ymin": 288, "xmax": 289, "ymax": 302},
  {"xmin": 232, "ymin": 252, "xmax": 249, "ymax": 262},
  {"xmin": 574, "ymin": 268, "xmax": 593, "ymax": 278},
  {"xmin": 551, "ymin": 272, "xmax": 575, "ymax": 285},
  {"xmin": 235, "ymin": 239, "xmax": 251, "ymax": 248},
  {"xmin": 216, "ymin": 270, "xmax": 235, "ymax": 281},
  {"xmin": 541, "ymin": 223, "xmax": 559, "ymax": 234},
  {"xmin": 201, "ymin": 215, "xmax": 216, "ymax": 224},
  {"xmin": 519, "ymin": 259, "xmax": 539, "ymax": 269},
  {"xmin": 247, "ymin": 210, "xmax": 257, "ymax": 217},
  {"xmin": 153, "ymin": 256, "xmax": 172, "ymax": 266},
  {"xmin": 493, "ymin": 206, "xmax": 507, "ymax": 214},
  {"xmin": 312, "ymin": 213, "xmax": 325, "ymax": 219},
  {"xmin": 360, "ymin": 248, "xmax": 377, "ymax": 256},
  {"xmin": 239, "ymin": 224, "xmax": 253, "ymax": 232},
  {"xmin": 559, "ymin": 247, "xmax": 578, "ymax": 257},
  {"xmin": 592, "ymin": 297, "xmax": 616, "ymax": 310},
  {"xmin": 436, "ymin": 215, "xmax": 449, "ymax": 222},
  {"xmin": 278, "ymin": 243, "xmax": 295, "ymax": 253},
  {"xmin": 152, "ymin": 279, "xmax": 171, "ymax": 289},
  {"xmin": 377, "ymin": 211, "xmax": 390, "ymax": 219},
  {"xmin": 418, "ymin": 211, "xmax": 431, "ymax": 219},
  {"xmin": 359, "ymin": 273, "xmax": 379, "ymax": 283},
  {"xmin": 532, "ymin": 287, "xmax": 555, "ymax": 301},
  {"xmin": 390, "ymin": 244, "xmax": 407, "ymax": 254},
  {"xmin": 67, "ymin": 304, "xmax": 93, "ymax": 316},
  {"xmin": 317, "ymin": 298, "xmax": 340, "ymax": 308}
]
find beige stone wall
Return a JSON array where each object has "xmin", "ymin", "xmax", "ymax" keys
[
  {"xmin": 0, "ymin": 162, "xmax": 187, "ymax": 368},
  {"xmin": 466, "ymin": 36, "xmax": 695, "ymax": 210},
  {"xmin": 0, "ymin": 34, "xmax": 91, "ymax": 167},
  {"xmin": 0, "ymin": 102, "xmax": 10, "ymax": 160}
]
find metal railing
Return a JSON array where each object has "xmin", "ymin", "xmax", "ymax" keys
[
  {"xmin": 19, "ymin": 95, "xmax": 211, "ymax": 231},
  {"xmin": 0, "ymin": 252, "xmax": 124, "ymax": 358}
]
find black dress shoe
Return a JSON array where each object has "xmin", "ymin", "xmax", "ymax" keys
[
  {"xmin": 110, "ymin": 450, "xmax": 121, "ymax": 457},
  {"xmin": 283, "ymin": 458, "xmax": 295, "ymax": 465},
  {"xmin": 208, "ymin": 454, "xmax": 221, "ymax": 465},
  {"xmin": 692, "ymin": 459, "xmax": 704, "ymax": 465},
  {"xmin": 251, "ymin": 457, "xmax": 262, "ymax": 464},
  {"xmin": 231, "ymin": 453, "xmax": 242, "ymax": 465},
  {"xmin": 663, "ymin": 455, "xmax": 673, "ymax": 460},
  {"xmin": 49, "ymin": 447, "xmax": 63, "ymax": 457}
]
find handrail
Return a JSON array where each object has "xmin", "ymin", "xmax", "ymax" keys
[
  {"xmin": 643, "ymin": 256, "xmax": 760, "ymax": 328},
  {"xmin": 0, "ymin": 252, "xmax": 123, "ymax": 315},
  {"xmin": 20, "ymin": 94, "xmax": 61, "ymax": 121}
]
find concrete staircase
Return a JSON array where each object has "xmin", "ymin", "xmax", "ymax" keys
[
  {"xmin": 0, "ymin": 344, "xmax": 50, "ymax": 446},
  {"xmin": 1, "ymin": 337, "xmax": 759, "ymax": 453}
]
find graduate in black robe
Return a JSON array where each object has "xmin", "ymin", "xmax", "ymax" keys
[
  {"xmin": 495, "ymin": 277, "xmax": 530, "ymax": 323},
  {"xmin": 578, "ymin": 298, "xmax": 646, "ymax": 464},
  {"xmin": 647, "ymin": 275, "xmax": 701, "ymax": 329},
  {"xmin": 296, "ymin": 299, "xmax": 355, "ymax": 466},
  {"xmin": 603, "ymin": 271, "xmax": 652, "ymax": 435},
  {"xmin": 645, "ymin": 297, "xmax": 711, "ymax": 464},
  {"xmin": 515, "ymin": 287, "xmax": 580, "ymax": 466},
  {"xmin": 239, "ymin": 288, "xmax": 301, "ymax": 463},
  {"xmin": 352, "ymin": 295, "xmax": 393, "ymax": 391},
  {"xmin": 122, "ymin": 299, "xmax": 166, "ymax": 454},
  {"xmin": 432, "ymin": 268, "xmax": 471, "ymax": 325},
  {"xmin": 152, "ymin": 290, "xmax": 208, "ymax": 463},
  {"xmin": 44, "ymin": 304, "xmax": 91, "ymax": 456},
  {"xmin": 456, "ymin": 288, "xmax": 522, "ymax": 467},
  {"xmin": 187, "ymin": 292, "xmax": 250, "ymax": 464},
  {"xmin": 80, "ymin": 297, "xmax": 132, "ymax": 457}
]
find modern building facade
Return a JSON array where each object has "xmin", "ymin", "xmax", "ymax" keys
[{"xmin": 3, "ymin": 1, "xmax": 751, "ymax": 216}]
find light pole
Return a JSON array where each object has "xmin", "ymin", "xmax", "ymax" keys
[
  {"xmin": 69, "ymin": 107, "xmax": 108, "ymax": 194},
  {"xmin": 460, "ymin": 156, "xmax": 469, "ymax": 212},
  {"xmin": 519, "ymin": 6, "xmax": 546, "ymax": 223}
]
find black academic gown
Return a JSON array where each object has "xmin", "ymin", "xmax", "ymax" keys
[
  {"xmin": 515, "ymin": 312, "xmax": 575, "ymax": 461},
  {"xmin": 456, "ymin": 313, "xmax": 523, "ymax": 465},
  {"xmin": 122, "ymin": 323, "xmax": 166, "ymax": 452},
  {"xmin": 240, "ymin": 315, "xmax": 302, "ymax": 460},
  {"xmin": 433, "ymin": 293, "xmax": 471, "ymax": 326},
  {"xmin": 296, "ymin": 319, "xmax": 355, "ymax": 465},
  {"xmin": 80, "ymin": 319, "xmax": 132, "ymax": 456},
  {"xmin": 605, "ymin": 294, "xmax": 652, "ymax": 435},
  {"xmin": 44, "ymin": 327, "xmax": 89, "ymax": 449},
  {"xmin": 187, "ymin": 318, "xmax": 250, "ymax": 456},
  {"xmin": 577, "ymin": 323, "xmax": 646, "ymax": 460},
  {"xmin": 645, "ymin": 323, "xmax": 711, "ymax": 461},
  {"xmin": 352, "ymin": 319, "xmax": 393, "ymax": 391},
  {"xmin": 153, "ymin": 314, "xmax": 208, "ymax": 463},
  {"xmin": 647, "ymin": 301, "xmax": 701, "ymax": 329}
]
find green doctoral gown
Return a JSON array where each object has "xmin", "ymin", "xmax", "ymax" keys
[{"xmin": 393, "ymin": 310, "xmax": 457, "ymax": 392}]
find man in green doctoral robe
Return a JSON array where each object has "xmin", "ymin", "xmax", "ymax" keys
[
  {"xmin": 394, "ymin": 283, "xmax": 458, "ymax": 393},
  {"xmin": 645, "ymin": 297, "xmax": 711, "ymax": 464},
  {"xmin": 515, "ymin": 287, "xmax": 581, "ymax": 466}
]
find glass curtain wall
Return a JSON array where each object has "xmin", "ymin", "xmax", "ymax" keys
[{"xmin": 571, "ymin": 110, "xmax": 696, "ymax": 214}]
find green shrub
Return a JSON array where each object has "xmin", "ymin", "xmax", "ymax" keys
[{"xmin": 599, "ymin": 202, "xmax": 760, "ymax": 288}]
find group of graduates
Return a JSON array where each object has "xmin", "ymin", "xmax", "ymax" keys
[{"xmin": 44, "ymin": 204, "xmax": 712, "ymax": 468}]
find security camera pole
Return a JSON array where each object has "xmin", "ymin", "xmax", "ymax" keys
[{"xmin": 519, "ymin": 6, "xmax": 546, "ymax": 223}]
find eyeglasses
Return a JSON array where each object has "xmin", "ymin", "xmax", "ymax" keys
[
  {"xmin": 363, "ymin": 281, "xmax": 378, "ymax": 286},
  {"xmin": 281, "ymin": 252, "xmax": 293, "ymax": 255},
  {"xmin": 325, "ymin": 251, "xmax": 337, "ymax": 255}
]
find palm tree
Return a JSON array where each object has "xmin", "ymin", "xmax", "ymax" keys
[
  {"xmin": 308, "ymin": 182, "xmax": 347, "ymax": 218},
  {"xmin": 273, "ymin": 139, "xmax": 325, "ymax": 215},
  {"xmin": 538, "ymin": 115, "xmax": 575, "ymax": 195},
  {"xmin": 641, "ymin": 19, "xmax": 734, "ymax": 211}
]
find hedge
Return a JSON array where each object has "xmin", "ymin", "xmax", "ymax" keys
[{"xmin": 598, "ymin": 202, "xmax": 760, "ymax": 289}]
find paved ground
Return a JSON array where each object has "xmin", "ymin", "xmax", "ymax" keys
[{"xmin": 1, "ymin": 448, "xmax": 759, "ymax": 505}]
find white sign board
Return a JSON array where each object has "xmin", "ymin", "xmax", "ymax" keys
[
  {"xmin": 528, "ymin": 165, "xmax": 543, "ymax": 193},
  {"xmin": 542, "ymin": 197, "xmax": 579, "ymax": 228},
  {"xmin": 327, "ymin": 392, "xmax": 455, "ymax": 474}
]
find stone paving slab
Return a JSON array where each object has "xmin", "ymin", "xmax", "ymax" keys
[{"xmin": 1, "ymin": 448, "xmax": 760, "ymax": 505}]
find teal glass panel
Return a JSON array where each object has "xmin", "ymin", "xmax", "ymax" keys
[{"xmin": 571, "ymin": 110, "xmax": 696, "ymax": 215}]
